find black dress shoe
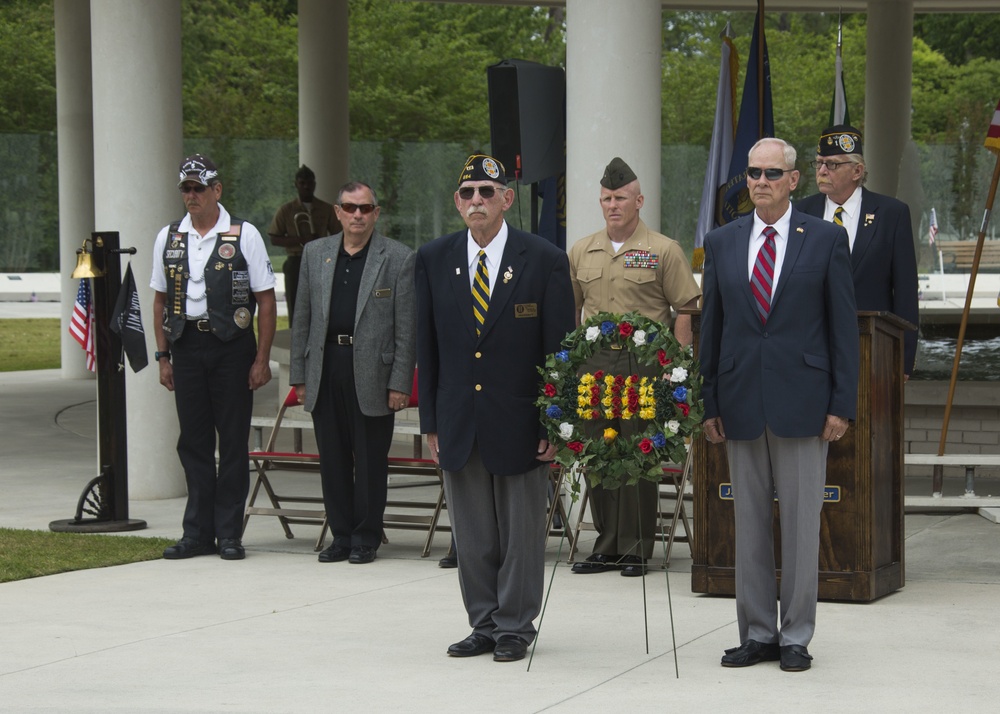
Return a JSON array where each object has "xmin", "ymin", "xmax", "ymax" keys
[
  {"xmin": 447, "ymin": 633, "xmax": 495, "ymax": 657},
  {"xmin": 318, "ymin": 543, "xmax": 351, "ymax": 563},
  {"xmin": 162, "ymin": 537, "xmax": 216, "ymax": 560},
  {"xmin": 349, "ymin": 545, "xmax": 377, "ymax": 564},
  {"xmin": 493, "ymin": 635, "xmax": 529, "ymax": 662},
  {"xmin": 218, "ymin": 538, "xmax": 245, "ymax": 560},
  {"xmin": 720, "ymin": 639, "xmax": 780, "ymax": 667},
  {"xmin": 571, "ymin": 553, "xmax": 621, "ymax": 574},
  {"xmin": 780, "ymin": 644, "xmax": 813, "ymax": 672},
  {"xmin": 438, "ymin": 553, "xmax": 458, "ymax": 568},
  {"xmin": 619, "ymin": 554, "xmax": 647, "ymax": 577}
]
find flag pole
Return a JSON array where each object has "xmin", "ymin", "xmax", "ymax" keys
[
  {"xmin": 937, "ymin": 153, "xmax": 1000, "ymax": 456},
  {"xmin": 757, "ymin": 0, "xmax": 765, "ymax": 135}
]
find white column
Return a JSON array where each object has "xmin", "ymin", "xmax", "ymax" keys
[
  {"xmin": 299, "ymin": 0, "xmax": 349, "ymax": 197},
  {"xmin": 865, "ymin": 0, "xmax": 913, "ymax": 196},
  {"xmin": 566, "ymin": 0, "xmax": 662, "ymax": 247},
  {"xmin": 91, "ymin": 0, "xmax": 185, "ymax": 499},
  {"xmin": 55, "ymin": 0, "xmax": 95, "ymax": 380}
]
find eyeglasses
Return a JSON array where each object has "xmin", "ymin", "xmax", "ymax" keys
[
  {"xmin": 810, "ymin": 159, "xmax": 851, "ymax": 171},
  {"xmin": 458, "ymin": 185, "xmax": 499, "ymax": 200},
  {"xmin": 338, "ymin": 203, "xmax": 377, "ymax": 214},
  {"xmin": 179, "ymin": 184, "xmax": 208, "ymax": 194},
  {"xmin": 746, "ymin": 167, "xmax": 793, "ymax": 181}
]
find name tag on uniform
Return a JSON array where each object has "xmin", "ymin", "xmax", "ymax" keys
[
  {"xmin": 374, "ymin": 288, "xmax": 392, "ymax": 298},
  {"xmin": 514, "ymin": 303, "xmax": 537, "ymax": 318}
]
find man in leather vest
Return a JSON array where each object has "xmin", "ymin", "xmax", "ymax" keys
[{"xmin": 150, "ymin": 154, "xmax": 277, "ymax": 561}]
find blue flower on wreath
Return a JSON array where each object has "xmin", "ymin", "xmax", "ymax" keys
[
  {"xmin": 546, "ymin": 405, "xmax": 563, "ymax": 419},
  {"xmin": 555, "ymin": 350, "xmax": 570, "ymax": 363},
  {"xmin": 600, "ymin": 321, "xmax": 616, "ymax": 336},
  {"xmin": 652, "ymin": 432, "xmax": 667, "ymax": 449},
  {"xmin": 672, "ymin": 386, "xmax": 688, "ymax": 402}
]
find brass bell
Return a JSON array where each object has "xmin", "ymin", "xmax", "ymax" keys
[{"xmin": 71, "ymin": 240, "xmax": 105, "ymax": 278}]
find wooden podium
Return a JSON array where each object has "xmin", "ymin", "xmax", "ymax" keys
[{"xmin": 690, "ymin": 311, "xmax": 909, "ymax": 602}]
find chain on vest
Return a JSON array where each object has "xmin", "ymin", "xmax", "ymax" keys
[{"xmin": 161, "ymin": 219, "xmax": 257, "ymax": 343}]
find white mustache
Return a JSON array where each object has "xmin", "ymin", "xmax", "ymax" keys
[{"xmin": 466, "ymin": 206, "xmax": 488, "ymax": 217}]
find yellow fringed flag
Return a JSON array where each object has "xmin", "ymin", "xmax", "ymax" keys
[{"xmin": 985, "ymin": 98, "xmax": 1000, "ymax": 154}]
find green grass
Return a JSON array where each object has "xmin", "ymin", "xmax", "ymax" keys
[
  {"xmin": 0, "ymin": 319, "xmax": 60, "ymax": 371},
  {"xmin": 0, "ymin": 528, "xmax": 177, "ymax": 583},
  {"xmin": 0, "ymin": 317, "xmax": 290, "ymax": 373}
]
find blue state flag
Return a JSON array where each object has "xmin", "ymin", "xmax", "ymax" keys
[{"xmin": 719, "ymin": 9, "xmax": 774, "ymax": 225}]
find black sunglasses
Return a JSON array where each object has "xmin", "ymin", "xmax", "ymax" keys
[
  {"xmin": 338, "ymin": 203, "xmax": 377, "ymax": 214},
  {"xmin": 746, "ymin": 167, "xmax": 793, "ymax": 181},
  {"xmin": 458, "ymin": 185, "xmax": 498, "ymax": 200},
  {"xmin": 179, "ymin": 184, "xmax": 208, "ymax": 194}
]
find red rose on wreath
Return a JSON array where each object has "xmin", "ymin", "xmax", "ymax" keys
[
  {"xmin": 620, "ymin": 322, "xmax": 634, "ymax": 338},
  {"xmin": 591, "ymin": 410, "xmax": 601, "ymax": 420},
  {"xmin": 593, "ymin": 370, "xmax": 604, "ymax": 381},
  {"xmin": 567, "ymin": 441, "xmax": 584, "ymax": 453},
  {"xmin": 638, "ymin": 438, "xmax": 654, "ymax": 454},
  {"xmin": 614, "ymin": 375, "xmax": 625, "ymax": 386},
  {"xmin": 544, "ymin": 383, "xmax": 557, "ymax": 397},
  {"xmin": 658, "ymin": 349, "xmax": 670, "ymax": 366},
  {"xmin": 590, "ymin": 396, "xmax": 600, "ymax": 406},
  {"xmin": 677, "ymin": 402, "xmax": 690, "ymax": 416}
]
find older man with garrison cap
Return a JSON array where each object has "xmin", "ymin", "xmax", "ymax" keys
[
  {"xmin": 415, "ymin": 154, "xmax": 575, "ymax": 662},
  {"xmin": 568, "ymin": 157, "xmax": 701, "ymax": 577},
  {"xmin": 796, "ymin": 124, "xmax": 919, "ymax": 377}
]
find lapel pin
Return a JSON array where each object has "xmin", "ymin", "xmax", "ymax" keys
[
  {"xmin": 456, "ymin": 267, "xmax": 461, "ymax": 275},
  {"xmin": 796, "ymin": 227, "xmax": 804, "ymax": 233},
  {"xmin": 503, "ymin": 266, "xmax": 514, "ymax": 284},
  {"xmin": 325, "ymin": 257, "xmax": 332, "ymax": 263},
  {"xmin": 864, "ymin": 213, "xmax": 875, "ymax": 227}
]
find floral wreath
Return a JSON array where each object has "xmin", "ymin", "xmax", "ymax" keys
[{"xmin": 537, "ymin": 311, "xmax": 703, "ymax": 491}]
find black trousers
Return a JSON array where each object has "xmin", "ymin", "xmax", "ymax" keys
[
  {"xmin": 171, "ymin": 328, "xmax": 256, "ymax": 542},
  {"xmin": 312, "ymin": 344, "xmax": 394, "ymax": 549},
  {"xmin": 283, "ymin": 255, "xmax": 302, "ymax": 327}
]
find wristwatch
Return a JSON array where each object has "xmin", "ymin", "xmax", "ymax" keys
[{"xmin": 154, "ymin": 350, "xmax": 171, "ymax": 362}]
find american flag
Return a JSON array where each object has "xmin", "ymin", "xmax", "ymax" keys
[
  {"xmin": 69, "ymin": 278, "xmax": 96, "ymax": 371},
  {"xmin": 928, "ymin": 208, "xmax": 938, "ymax": 246},
  {"xmin": 986, "ymin": 98, "xmax": 1000, "ymax": 155}
]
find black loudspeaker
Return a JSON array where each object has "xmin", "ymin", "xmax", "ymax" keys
[{"xmin": 487, "ymin": 59, "xmax": 565, "ymax": 185}]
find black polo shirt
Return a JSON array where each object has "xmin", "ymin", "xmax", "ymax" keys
[{"xmin": 326, "ymin": 238, "xmax": 371, "ymax": 343}]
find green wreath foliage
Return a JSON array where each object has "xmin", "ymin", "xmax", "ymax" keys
[{"xmin": 537, "ymin": 311, "xmax": 703, "ymax": 490}]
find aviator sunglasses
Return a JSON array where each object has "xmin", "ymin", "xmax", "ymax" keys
[
  {"xmin": 179, "ymin": 184, "xmax": 209, "ymax": 194},
  {"xmin": 338, "ymin": 203, "xmax": 377, "ymax": 214},
  {"xmin": 746, "ymin": 167, "xmax": 794, "ymax": 181},
  {"xmin": 458, "ymin": 185, "xmax": 500, "ymax": 200}
]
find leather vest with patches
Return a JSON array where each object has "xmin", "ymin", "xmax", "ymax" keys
[{"xmin": 161, "ymin": 219, "xmax": 256, "ymax": 343}]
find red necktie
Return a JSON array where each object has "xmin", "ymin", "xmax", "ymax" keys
[{"xmin": 750, "ymin": 227, "xmax": 776, "ymax": 323}]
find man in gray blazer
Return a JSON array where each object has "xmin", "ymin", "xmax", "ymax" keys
[
  {"xmin": 700, "ymin": 138, "xmax": 858, "ymax": 672},
  {"xmin": 290, "ymin": 181, "xmax": 416, "ymax": 565}
]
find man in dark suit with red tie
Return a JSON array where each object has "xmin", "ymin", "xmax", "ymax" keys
[
  {"xmin": 415, "ymin": 154, "xmax": 575, "ymax": 663},
  {"xmin": 796, "ymin": 124, "xmax": 919, "ymax": 377},
  {"xmin": 700, "ymin": 138, "xmax": 859, "ymax": 673}
]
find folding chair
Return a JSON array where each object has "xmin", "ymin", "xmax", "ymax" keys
[{"xmin": 243, "ymin": 387, "xmax": 327, "ymax": 549}]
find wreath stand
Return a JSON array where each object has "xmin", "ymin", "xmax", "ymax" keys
[{"xmin": 528, "ymin": 447, "xmax": 692, "ymax": 678}]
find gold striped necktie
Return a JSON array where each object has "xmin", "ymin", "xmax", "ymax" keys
[
  {"xmin": 833, "ymin": 206, "xmax": 845, "ymax": 226},
  {"xmin": 472, "ymin": 250, "xmax": 490, "ymax": 335}
]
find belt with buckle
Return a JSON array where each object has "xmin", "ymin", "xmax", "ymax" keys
[
  {"xmin": 187, "ymin": 319, "xmax": 211, "ymax": 333},
  {"xmin": 336, "ymin": 334, "xmax": 353, "ymax": 345}
]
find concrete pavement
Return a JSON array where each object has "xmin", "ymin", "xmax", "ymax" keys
[{"xmin": 1, "ymin": 369, "xmax": 998, "ymax": 713}]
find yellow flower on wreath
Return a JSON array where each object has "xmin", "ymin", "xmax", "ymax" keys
[{"xmin": 603, "ymin": 427, "xmax": 618, "ymax": 442}]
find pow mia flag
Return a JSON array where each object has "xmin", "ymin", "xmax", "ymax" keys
[{"xmin": 110, "ymin": 264, "xmax": 148, "ymax": 372}]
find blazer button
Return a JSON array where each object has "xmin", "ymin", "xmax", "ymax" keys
[
  {"xmin": 475, "ymin": 352, "xmax": 482, "ymax": 359},
  {"xmin": 475, "ymin": 384, "xmax": 482, "ymax": 391}
]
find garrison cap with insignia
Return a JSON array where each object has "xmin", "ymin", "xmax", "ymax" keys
[
  {"xmin": 817, "ymin": 125, "xmax": 863, "ymax": 157},
  {"xmin": 178, "ymin": 153, "xmax": 219, "ymax": 187},
  {"xmin": 600, "ymin": 157, "xmax": 638, "ymax": 189},
  {"xmin": 459, "ymin": 154, "xmax": 507, "ymax": 186}
]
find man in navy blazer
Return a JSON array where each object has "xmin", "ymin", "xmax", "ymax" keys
[
  {"xmin": 415, "ymin": 154, "xmax": 575, "ymax": 663},
  {"xmin": 701, "ymin": 138, "xmax": 859, "ymax": 673},
  {"xmin": 796, "ymin": 124, "xmax": 919, "ymax": 377}
]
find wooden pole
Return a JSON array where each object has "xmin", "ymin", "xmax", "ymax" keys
[
  {"xmin": 757, "ymin": 0, "xmax": 765, "ymax": 135},
  {"xmin": 937, "ymin": 152, "xmax": 1000, "ymax": 455}
]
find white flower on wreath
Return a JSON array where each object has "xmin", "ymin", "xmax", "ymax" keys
[
  {"xmin": 670, "ymin": 366, "xmax": 689, "ymax": 383},
  {"xmin": 558, "ymin": 422, "xmax": 574, "ymax": 440},
  {"xmin": 550, "ymin": 371, "xmax": 561, "ymax": 381},
  {"xmin": 666, "ymin": 420, "xmax": 680, "ymax": 434},
  {"xmin": 632, "ymin": 329, "xmax": 647, "ymax": 346},
  {"xmin": 585, "ymin": 326, "xmax": 601, "ymax": 342}
]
